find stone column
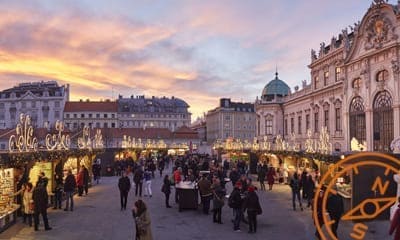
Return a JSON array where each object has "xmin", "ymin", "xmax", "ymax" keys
[{"xmin": 365, "ymin": 109, "xmax": 373, "ymax": 151}]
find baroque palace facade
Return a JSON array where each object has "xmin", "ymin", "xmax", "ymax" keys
[{"xmin": 256, "ymin": 1, "xmax": 400, "ymax": 153}]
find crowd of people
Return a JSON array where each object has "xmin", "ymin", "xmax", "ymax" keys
[{"xmin": 13, "ymin": 162, "xmax": 101, "ymax": 232}]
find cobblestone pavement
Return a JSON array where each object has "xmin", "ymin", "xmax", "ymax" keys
[{"xmin": 0, "ymin": 168, "xmax": 392, "ymax": 240}]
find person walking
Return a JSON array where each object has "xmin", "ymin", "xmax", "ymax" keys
[
  {"xmin": 161, "ymin": 175, "xmax": 172, "ymax": 208},
  {"xmin": 212, "ymin": 179, "xmax": 225, "ymax": 224},
  {"xmin": 257, "ymin": 165, "xmax": 266, "ymax": 191},
  {"xmin": 64, "ymin": 169, "xmax": 76, "ymax": 211},
  {"xmin": 53, "ymin": 174, "xmax": 63, "ymax": 210},
  {"xmin": 144, "ymin": 169, "xmax": 152, "ymax": 198},
  {"xmin": 32, "ymin": 184, "xmax": 51, "ymax": 231},
  {"xmin": 229, "ymin": 167, "xmax": 240, "ymax": 188},
  {"xmin": 266, "ymin": 166, "xmax": 276, "ymax": 191},
  {"xmin": 133, "ymin": 166, "xmax": 144, "ymax": 197},
  {"xmin": 301, "ymin": 170, "xmax": 308, "ymax": 199},
  {"xmin": 228, "ymin": 181, "xmax": 244, "ymax": 232},
  {"xmin": 118, "ymin": 171, "xmax": 131, "ymax": 210},
  {"xmin": 327, "ymin": 187, "xmax": 344, "ymax": 238},
  {"xmin": 305, "ymin": 175, "xmax": 316, "ymax": 208},
  {"xmin": 390, "ymin": 197, "xmax": 400, "ymax": 240},
  {"xmin": 243, "ymin": 186, "xmax": 262, "ymax": 234},
  {"xmin": 76, "ymin": 168, "xmax": 84, "ymax": 196},
  {"xmin": 198, "ymin": 174, "xmax": 212, "ymax": 214},
  {"xmin": 290, "ymin": 172, "xmax": 303, "ymax": 211},
  {"xmin": 158, "ymin": 159, "xmax": 165, "ymax": 177},
  {"xmin": 132, "ymin": 199, "xmax": 153, "ymax": 240},
  {"xmin": 92, "ymin": 160, "xmax": 101, "ymax": 184},
  {"xmin": 82, "ymin": 165, "xmax": 90, "ymax": 195}
]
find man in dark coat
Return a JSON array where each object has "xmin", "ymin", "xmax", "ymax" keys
[
  {"xmin": 82, "ymin": 165, "xmax": 90, "ymax": 195},
  {"xmin": 327, "ymin": 189, "xmax": 344, "ymax": 238},
  {"xmin": 243, "ymin": 186, "xmax": 261, "ymax": 233},
  {"xmin": 133, "ymin": 166, "xmax": 144, "ymax": 197},
  {"xmin": 198, "ymin": 174, "xmax": 212, "ymax": 214},
  {"xmin": 64, "ymin": 169, "xmax": 76, "ymax": 211},
  {"xmin": 33, "ymin": 184, "xmax": 51, "ymax": 231},
  {"xmin": 229, "ymin": 168, "xmax": 240, "ymax": 188},
  {"xmin": 229, "ymin": 181, "xmax": 244, "ymax": 231},
  {"xmin": 118, "ymin": 171, "xmax": 131, "ymax": 210},
  {"xmin": 257, "ymin": 165, "xmax": 266, "ymax": 191}
]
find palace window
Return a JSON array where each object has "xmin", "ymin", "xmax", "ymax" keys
[
  {"xmin": 314, "ymin": 76, "xmax": 319, "ymax": 89},
  {"xmin": 335, "ymin": 67, "xmax": 341, "ymax": 82},
  {"xmin": 335, "ymin": 108, "xmax": 341, "ymax": 131},
  {"xmin": 373, "ymin": 91, "xmax": 393, "ymax": 152},
  {"xmin": 290, "ymin": 118, "xmax": 294, "ymax": 134},
  {"xmin": 324, "ymin": 110, "xmax": 329, "ymax": 131},
  {"xmin": 376, "ymin": 70, "xmax": 389, "ymax": 82},
  {"xmin": 352, "ymin": 78, "xmax": 362, "ymax": 89},
  {"xmin": 265, "ymin": 118, "xmax": 273, "ymax": 135},
  {"xmin": 324, "ymin": 71, "xmax": 329, "ymax": 86},
  {"xmin": 306, "ymin": 114, "xmax": 310, "ymax": 131},
  {"xmin": 349, "ymin": 97, "xmax": 366, "ymax": 143},
  {"xmin": 284, "ymin": 119, "xmax": 288, "ymax": 135},
  {"xmin": 298, "ymin": 116, "xmax": 302, "ymax": 134},
  {"xmin": 314, "ymin": 112, "xmax": 319, "ymax": 132}
]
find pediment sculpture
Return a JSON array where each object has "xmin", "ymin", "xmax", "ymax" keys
[{"xmin": 364, "ymin": 14, "xmax": 398, "ymax": 50}]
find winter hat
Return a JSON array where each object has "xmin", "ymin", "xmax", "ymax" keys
[{"xmin": 248, "ymin": 186, "xmax": 255, "ymax": 192}]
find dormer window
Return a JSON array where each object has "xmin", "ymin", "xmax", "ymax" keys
[
  {"xmin": 376, "ymin": 70, "xmax": 389, "ymax": 82},
  {"xmin": 352, "ymin": 78, "xmax": 362, "ymax": 89}
]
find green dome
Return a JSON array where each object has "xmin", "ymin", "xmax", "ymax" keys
[{"xmin": 261, "ymin": 72, "xmax": 290, "ymax": 100}]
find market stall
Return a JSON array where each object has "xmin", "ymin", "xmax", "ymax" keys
[
  {"xmin": 175, "ymin": 181, "xmax": 198, "ymax": 212},
  {"xmin": 0, "ymin": 168, "xmax": 19, "ymax": 233}
]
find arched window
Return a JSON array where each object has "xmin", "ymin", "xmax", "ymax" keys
[
  {"xmin": 376, "ymin": 70, "xmax": 389, "ymax": 82},
  {"xmin": 352, "ymin": 78, "xmax": 362, "ymax": 89},
  {"xmin": 265, "ymin": 115, "xmax": 273, "ymax": 135},
  {"xmin": 373, "ymin": 91, "xmax": 393, "ymax": 152},
  {"xmin": 349, "ymin": 97, "xmax": 366, "ymax": 144}
]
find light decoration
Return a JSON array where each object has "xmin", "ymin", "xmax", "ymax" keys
[
  {"xmin": 351, "ymin": 137, "xmax": 367, "ymax": 152},
  {"xmin": 9, "ymin": 113, "xmax": 38, "ymax": 152},
  {"xmin": 93, "ymin": 129, "xmax": 104, "ymax": 149},
  {"xmin": 251, "ymin": 137, "xmax": 259, "ymax": 151},
  {"xmin": 45, "ymin": 120, "xmax": 70, "ymax": 150},
  {"xmin": 121, "ymin": 135, "xmax": 130, "ymax": 148},
  {"xmin": 77, "ymin": 125, "xmax": 91, "ymax": 150},
  {"xmin": 275, "ymin": 134, "xmax": 287, "ymax": 151},
  {"xmin": 213, "ymin": 139, "xmax": 223, "ymax": 150},
  {"xmin": 136, "ymin": 138, "xmax": 143, "ymax": 149},
  {"xmin": 243, "ymin": 139, "xmax": 251, "ymax": 150},
  {"xmin": 305, "ymin": 129, "xmax": 315, "ymax": 153},
  {"xmin": 260, "ymin": 136, "xmax": 271, "ymax": 151},
  {"xmin": 157, "ymin": 139, "xmax": 167, "ymax": 149},
  {"xmin": 289, "ymin": 132, "xmax": 300, "ymax": 152},
  {"xmin": 317, "ymin": 126, "xmax": 332, "ymax": 155}
]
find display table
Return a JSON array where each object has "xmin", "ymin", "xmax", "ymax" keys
[
  {"xmin": 176, "ymin": 182, "xmax": 198, "ymax": 212},
  {"xmin": 0, "ymin": 204, "xmax": 19, "ymax": 233}
]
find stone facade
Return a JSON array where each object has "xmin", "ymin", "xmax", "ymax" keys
[
  {"xmin": 206, "ymin": 98, "xmax": 256, "ymax": 144},
  {"xmin": 256, "ymin": 1, "xmax": 400, "ymax": 153},
  {"xmin": 0, "ymin": 81, "xmax": 69, "ymax": 129},
  {"xmin": 117, "ymin": 95, "xmax": 191, "ymax": 131}
]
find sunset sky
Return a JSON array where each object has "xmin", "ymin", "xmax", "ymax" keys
[{"xmin": 0, "ymin": 0, "xmax": 374, "ymax": 119}]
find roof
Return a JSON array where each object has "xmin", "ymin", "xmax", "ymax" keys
[
  {"xmin": 64, "ymin": 101, "xmax": 118, "ymax": 112},
  {"xmin": 93, "ymin": 128, "xmax": 172, "ymax": 139},
  {"xmin": 261, "ymin": 72, "xmax": 290, "ymax": 99},
  {"xmin": 118, "ymin": 96, "xmax": 190, "ymax": 113},
  {"xmin": 173, "ymin": 126, "xmax": 199, "ymax": 139}
]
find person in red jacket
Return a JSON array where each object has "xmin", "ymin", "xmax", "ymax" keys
[
  {"xmin": 173, "ymin": 167, "xmax": 182, "ymax": 203},
  {"xmin": 76, "ymin": 169, "xmax": 84, "ymax": 196},
  {"xmin": 390, "ymin": 198, "xmax": 400, "ymax": 240},
  {"xmin": 266, "ymin": 166, "xmax": 276, "ymax": 191}
]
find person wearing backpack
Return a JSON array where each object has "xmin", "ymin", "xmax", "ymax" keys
[
  {"xmin": 243, "ymin": 186, "xmax": 262, "ymax": 234},
  {"xmin": 290, "ymin": 172, "xmax": 303, "ymax": 211},
  {"xmin": 229, "ymin": 181, "xmax": 244, "ymax": 232}
]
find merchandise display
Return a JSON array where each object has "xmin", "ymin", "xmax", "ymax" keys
[
  {"xmin": 0, "ymin": 168, "xmax": 19, "ymax": 232},
  {"xmin": 29, "ymin": 162, "xmax": 53, "ymax": 193}
]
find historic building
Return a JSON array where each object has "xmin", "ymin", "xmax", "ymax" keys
[
  {"xmin": 0, "ymin": 81, "xmax": 69, "ymax": 129},
  {"xmin": 63, "ymin": 100, "xmax": 118, "ymax": 130},
  {"xmin": 256, "ymin": 0, "xmax": 400, "ymax": 152},
  {"xmin": 117, "ymin": 95, "xmax": 191, "ymax": 131},
  {"xmin": 206, "ymin": 98, "xmax": 256, "ymax": 144}
]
